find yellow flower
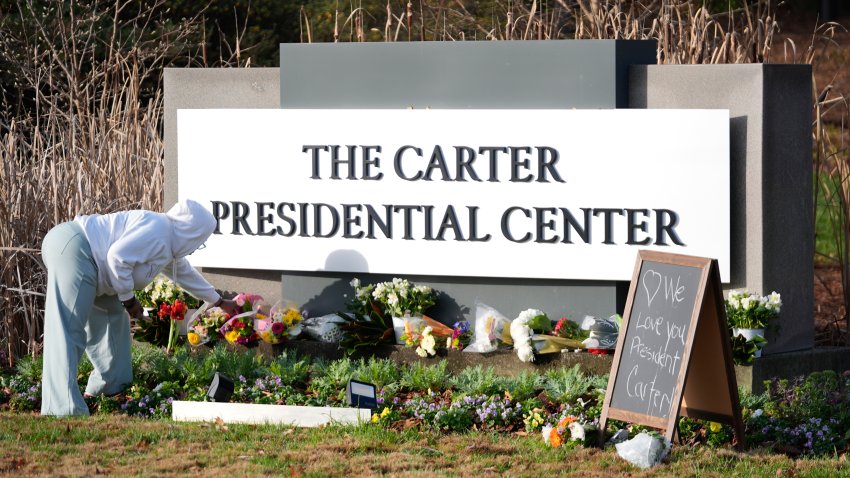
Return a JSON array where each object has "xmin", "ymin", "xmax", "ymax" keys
[
  {"xmin": 187, "ymin": 332, "xmax": 201, "ymax": 346},
  {"xmin": 255, "ymin": 313, "xmax": 267, "ymax": 320},
  {"xmin": 709, "ymin": 422, "xmax": 722, "ymax": 433},
  {"xmin": 225, "ymin": 330, "xmax": 239, "ymax": 343},
  {"xmin": 380, "ymin": 407, "xmax": 390, "ymax": 418},
  {"xmin": 371, "ymin": 413, "xmax": 379, "ymax": 423},
  {"xmin": 283, "ymin": 309, "xmax": 301, "ymax": 326}
]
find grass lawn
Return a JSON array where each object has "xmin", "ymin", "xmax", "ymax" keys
[{"xmin": 0, "ymin": 413, "xmax": 846, "ymax": 477}]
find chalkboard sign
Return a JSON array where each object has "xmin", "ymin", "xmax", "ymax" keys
[{"xmin": 599, "ymin": 251, "xmax": 744, "ymax": 447}]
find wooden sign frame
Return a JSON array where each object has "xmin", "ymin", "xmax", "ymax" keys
[{"xmin": 598, "ymin": 250, "xmax": 744, "ymax": 448}]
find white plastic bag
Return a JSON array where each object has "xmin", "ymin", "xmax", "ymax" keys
[
  {"xmin": 464, "ymin": 301, "xmax": 511, "ymax": 353},
  {"xmin": 614, "ymin": 432, "xmax": 671, "ymax": 469}
]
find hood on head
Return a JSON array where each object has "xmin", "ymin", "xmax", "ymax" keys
[{"xmin": 165, "ymin": 199, "xmax": 216, "ymax": 258}]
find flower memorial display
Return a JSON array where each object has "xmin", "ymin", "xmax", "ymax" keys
[
  {"xmin": 132, "ymin": 275, "xmax": 199, "ymax": 347},
  {"xmin": 187, "ymin": 307, "xmax": 231, "ymax": 346},
  {"xmin": 256, "ymin": 302, "xmax": 304, "ymax": 344},
  {"xmin": 340, "ymin": 277, "xmax": 442, "ymax": 354},
  {"xmin": 6, "ymin": 340, "xmax": 850, "ymax": 460},
  {"xmin": 338, "ymin": 278, "xmax": 397, "ymax": 354}
]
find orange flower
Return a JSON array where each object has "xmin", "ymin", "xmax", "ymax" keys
[
  {"xmin": 549, "ymin": 427, "xmax": 563, "ymax": 448},
  {"xmin": 557, "ymin": 415, "xmax": 577, "ymax": 428}
]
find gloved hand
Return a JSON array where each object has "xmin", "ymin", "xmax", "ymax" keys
[
  {"xmin": 122, "ymin": 297, "xmax": 144, "ymax": 320},
  {"xmin": 217, "ymin": 298, "xmax": 242, "ymax": 318}
]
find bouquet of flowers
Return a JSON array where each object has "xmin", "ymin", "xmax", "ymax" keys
[
  {"xmin": 234, "ymin": 293, "xmax": 265, "ymax": 314},
  {"xmin": 256, "ymin": 301, "xmax": 304, "ymax": 344},
  {"xmin": 414, "ymin": 326, "xmax": 438, "ymax": 357},
  {"xmin": 217, "ymin": 292, "xmax": 265, "ymax": 346},
  {"xmin": 552, "ymin": 317, "xmax": 588, "ymax": 341},
  {"xmin": 542, "ymin": 415, "xmax": 590, "ymax": 448},
  {"xmin": 220, "ymin": 316, "xmax": 258, "ymax": 345},
  {"xmin": 464, "ymin": 301, "xmax": 512, "ymax": 353},
  {"xmin": 132, "ymin": 275, "xmax": 199, "ymax": 348},
  {"xmin": 187, "ymin": 306, "xmax": 231, "ymax": 346},
  {"xmin": 446, "ymin": 321, "xmax": 472, "ymax": 350},
  {"xmin": 510, "ymin": 309, "xmax": 588, "ymax": 362}
]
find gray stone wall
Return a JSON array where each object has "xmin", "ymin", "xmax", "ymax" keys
[{"xmin": 630, "ymin": 64, "xmax": 813, "ymax": 353}]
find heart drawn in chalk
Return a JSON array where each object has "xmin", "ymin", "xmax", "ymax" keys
[{"xmin": 642, "ymin": 269, "xmax": 662, "ymax": 308}]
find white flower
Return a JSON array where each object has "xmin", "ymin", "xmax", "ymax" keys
[
  {"xmin": 421, "ymin": 329, "xmax": 436, "ymax": 355},
  {"xmin": 568, "ymin": 421, "xmax": 585, "ymax": 441},
  {"xmin": 752, "ymin": 408, "xmax": 763, "ymax": 418},
  {"xmin": 350, "ymin": 278, "xmax": 361, "ymax": 289},
  {"xmin": 517, "ymin": 344, "xmax": 535, "ymax": 363},
  {"xmin": 541, "ymin": 425, "xmax": 553, "ymax": 445},
  {"xmin": 740, "ymin": 296, "xmax": 753, "ymax": 310},
  {"xmin": 415, "ymin": 346, "xmax": 428, "ymax": 357},
  {"xmin": 517, "ymin": 308, "xmax": 544, "ymax": 325},
  {"xmin": 766, "ymin": 292, "xmax": 782, "ymax": 313}
]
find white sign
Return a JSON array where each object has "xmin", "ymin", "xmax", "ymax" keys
[{"xmin": 178, "ymin": 109, "xmax": 730, "ymax": 281}]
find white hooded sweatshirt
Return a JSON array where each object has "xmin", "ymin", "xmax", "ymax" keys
[{"xmin": 74, "ymin": 200, "xmax": 221, "ymax": 303}]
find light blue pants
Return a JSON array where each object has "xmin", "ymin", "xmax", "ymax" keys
[{"xmin": 41, "ymin": 221, "xmax": 133, "ymax": 416}]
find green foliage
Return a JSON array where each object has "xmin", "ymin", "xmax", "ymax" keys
[
  {"xmin": 544, "ymin": 364, "xmax": 597, "ymax": 404},
  {"xmin": 353, "ymin": 357, "xmax": 402, "ymax": 391},
  {"xmin": 263, "ymin": 351, "xmax": 312, "ymax": 387},
  {"xmin": 748, "ymin": 370, "xmax": 850, "ymax": 455},
  {"xmin": 730, "ymin": 333, "xmax": 767, "ymax": 365},
  {"xmin": 132, "ymin": 342, "xmax": 181, "ymax": 387},
  {"xmin": 449, "ymin": 365, "xmax": 506, "ymax": 397},
  {"xmin": 503, "ymin": 371, "xmax": 545, "ymax": 403},
  {"xmin": 400, "ymin": 360, "xmax": 449, "ymax": 392},
  {"xmin": 202, "ymin": 343, "xmax": 264, "ymax": 381},
  {"xmin": 77, "ymin": 355, "xmax": 93, "ymax": 387},
  {"xmin": 14, "ymin": 354, "xmax": 43, "ymax": 384},
  {"xmin": 310, "ymin": 357, "xmax": 357, "ymax": 403},
  {"xmin": 338, "ymin": 309, "xmax": 396, "ymax": 355}
]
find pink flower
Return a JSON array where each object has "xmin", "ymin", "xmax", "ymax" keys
[{"xmin": 234, "ymin": 293, "xmax": 264, "ymax": 308}]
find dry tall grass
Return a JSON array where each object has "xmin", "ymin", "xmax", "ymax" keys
[
  {"xmin": 0, "ymin": 0, "xmax": 200, "ymax": 364},
  {"xmin": 1, "ymin": 0, "xmax": 848, "ymax": 363}
]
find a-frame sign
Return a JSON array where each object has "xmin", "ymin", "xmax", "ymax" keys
[{"xmin": 598, "ymin": 250, "xmax": 744, "ymax": 448}]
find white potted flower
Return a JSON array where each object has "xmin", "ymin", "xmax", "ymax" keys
[{"xmin": 725, "ymin": 290, "xmax": 781, "ymax": 358}]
